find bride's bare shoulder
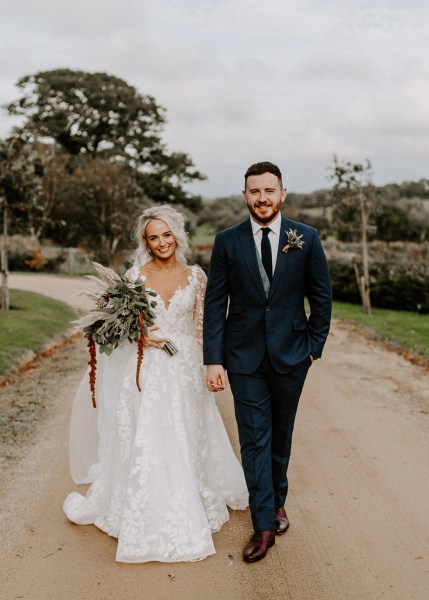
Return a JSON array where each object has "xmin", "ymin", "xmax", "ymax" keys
[
  {"xmin": 140, "ymin": 262, "xmax": 193, "ymax": 280},
  {"xmin": 139, "ymin": 262, "xmax": 156, "ymax": 278}
]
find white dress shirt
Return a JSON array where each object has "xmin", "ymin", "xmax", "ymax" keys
[{"xmin": 250, "ymin": 211, "xmax": 282, "ymax": 274}]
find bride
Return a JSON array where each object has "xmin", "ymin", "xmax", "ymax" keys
[{"xmin": 63, "ymin": 205, "xmax": 248, "ymax": 563}]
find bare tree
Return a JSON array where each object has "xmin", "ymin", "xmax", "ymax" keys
[
  {"xmin": 1, "ymin": 137, "xmax": 25, "ymax": 310},
  {"xmin": 0, "ymin": 189, "xmax": 9, "ymax": 310},
  {"xmin": 329, "ymin": 155, "xmax": 375, "ymax": 315}
]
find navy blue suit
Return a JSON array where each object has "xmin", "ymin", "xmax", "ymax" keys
[{"xmin": 203, "ymin": 216, "xmax": 332, "ymax": 530}]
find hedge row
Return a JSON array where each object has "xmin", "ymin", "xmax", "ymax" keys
[
  {"xmin": 328, "ymin": 259, "xmax": 429, "ymax": 312},
  {"xmin": 7, "ymin": 249, "xmax": 66, "ymax": 273}
]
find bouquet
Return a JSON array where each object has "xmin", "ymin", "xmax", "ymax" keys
[{"xmin": 74, "ymin": 262, "xmax": 178, "ymax": 408}]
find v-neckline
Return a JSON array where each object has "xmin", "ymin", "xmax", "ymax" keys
[{"xmin": 140, "ymin": 267, "xmax": 194, "ymax": 310}]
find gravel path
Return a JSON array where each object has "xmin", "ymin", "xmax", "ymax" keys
[{"xmin": 1, "ymin": 274, "xmax": 428, "ymax": 600}]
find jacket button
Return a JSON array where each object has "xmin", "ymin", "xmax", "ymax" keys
[{"xmin": 266, "ymin": 306, "xmax": 271, "ymax": 311}]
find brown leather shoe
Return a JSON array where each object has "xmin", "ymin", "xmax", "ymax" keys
[
  {"xmin": 243, "ymin": 530, "xmax": 275, "ymax": 563},
  {"xmin": 275, "ymin": 507, "xmax": 289, "ymax": 535}
]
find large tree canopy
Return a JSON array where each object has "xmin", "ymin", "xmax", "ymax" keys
[
  {"xmin": 45, "ymin": 158, "xmax": 152, "ymax": 265},
  {"xmin": 7, "ymin": 69, "xmax": 205, "ymax": 191},
  {"xmin": 3, "ymin": 69, "xmax": 205, "ymax": 262},
  {"xmin": 8, "ymin": 69, "xmax": 165, "ymax": 161}
]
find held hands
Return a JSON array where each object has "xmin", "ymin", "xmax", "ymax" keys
[
  {"xmin": 206, "ymin": 364, "xmax": 226, "ymax": 392},
  {"xmin": 206, "ymin": 357, "xmax": 313, "ymax": 393},
  {"xmin": 143, "ymin": 325, "xmax": 168, "ymax": 350}
]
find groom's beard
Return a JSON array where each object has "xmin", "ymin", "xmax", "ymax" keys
[{"xmin": 247, "ymin": 201, "xmax": 282, "ymax": 225}]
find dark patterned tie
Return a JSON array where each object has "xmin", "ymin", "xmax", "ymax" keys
[{"xmin": 261, "ymin": 227, "xmax": 272, "ymax": 281}]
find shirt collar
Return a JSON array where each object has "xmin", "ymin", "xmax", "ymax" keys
[{"xmin": 250, "ymin": 211, "xmax": 282, "ymax": 236}]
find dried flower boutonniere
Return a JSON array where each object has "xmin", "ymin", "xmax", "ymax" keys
[{"xmin": 282, "ymin": 229, "xmax": 305, "ymax": 253}]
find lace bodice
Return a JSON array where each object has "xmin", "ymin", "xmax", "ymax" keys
[{"xmin": 125, "ymin": 264, "xmax": 207, "ymax": 346}]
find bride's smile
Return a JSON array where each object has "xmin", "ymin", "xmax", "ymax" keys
[{"xmin": 146, "ymin": 219, "xmax": 177, "ymax": 261}]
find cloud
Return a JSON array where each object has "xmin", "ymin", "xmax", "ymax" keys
[
  {"xmin": 0, "ymin": 0, "xmax": 146, "ymax": 38},
  {"xmin": 1, "ymin": 0, "xmax": 428, "ymax": 195}
]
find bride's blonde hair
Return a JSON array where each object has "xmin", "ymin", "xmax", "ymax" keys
[{"xmin": 133, "ymin": 205, "xmax": 190, "ymax": 266}]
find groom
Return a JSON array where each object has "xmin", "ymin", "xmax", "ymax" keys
[{"xmin": 203, "ymin": 161, "xmax": 331, "ymax": 562}]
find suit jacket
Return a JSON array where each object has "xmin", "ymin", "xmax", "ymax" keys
[{"xmin": 203, "ymin": 216, "xmax": 332, "ymax": 374}]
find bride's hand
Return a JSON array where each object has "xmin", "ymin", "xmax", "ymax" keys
[
  {"xmin": 143, "ymin": 325, "xmax": 168, "ymax": 349},
  {"xmin": 206, "ymin": 364, "xmax": 226, "ymax": 392}
]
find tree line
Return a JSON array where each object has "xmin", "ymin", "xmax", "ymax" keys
[
  {"xmin": 198, "ymin": 176, "xmax": 429, "ymax": 243},
  {"xmin": 1, "ymin": 69, "xmax": 428, "ymax": 313},
  {"xmin": 1, "ymin": 68, "xmax": 204, "ymax": 268},
  {"xmin": 196, "ymin": 159, "xmax": 429, "ymax": 314}
]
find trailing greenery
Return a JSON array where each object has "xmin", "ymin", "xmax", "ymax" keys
[
  {"xmin": 0, "ymin": 289, "xmax": 76, "ymax": 375},
  {"xmin": 332, "ymin": 301, "xmax": 429, "ymax": 358}
]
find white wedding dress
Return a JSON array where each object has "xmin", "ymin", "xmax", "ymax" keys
[{"xmin": 63, "ymin": 264, "xmax": 248, "ymax": 563}]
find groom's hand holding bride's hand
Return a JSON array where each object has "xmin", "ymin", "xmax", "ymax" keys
[{"xmin": 206, "ymin": 365, "xmax": 226, "ymax": 392}]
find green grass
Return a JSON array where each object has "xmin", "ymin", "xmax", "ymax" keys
[
  {"xmin": 332, "ymin": 300, "xmax": 429, "ymax": 358},
  {"xmin": 191, "ymin": 223, "xmax": 216, "ymax": 246},
  {"xmin": 0, "ymin": 289, "xmax": 76, "ymax": 375}
]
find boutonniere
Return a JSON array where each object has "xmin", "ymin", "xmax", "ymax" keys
[{"xmin": 282, "ymin": 229, "xmax": 305, "ymax": 253}]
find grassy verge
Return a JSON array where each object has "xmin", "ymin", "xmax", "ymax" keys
[
  {"xmin": 1, "ymin": 289, "xmax": 427, "ymax": 375},
  {"xmin": 332, "ymin": 301, "xmax": 429, "ymax": 358},
  {"xmin": 0, "ymin": 289, "xmax": 76, "ymax": 375}
]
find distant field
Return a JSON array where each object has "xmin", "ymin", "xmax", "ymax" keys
[
  {"xmin": 298, "ymin": 206, "xmax": 333, "ymax": 219},
  {"xmin": 0, "ymin": 290, "xmax": 76, "ymax": 375},
  {"xmin": 191, "ymin": 223, "xmax": 215, "ymax": 246},
  {"xmin": 399, "ymin": 197, "xmax": 429, "ymax": 212}
]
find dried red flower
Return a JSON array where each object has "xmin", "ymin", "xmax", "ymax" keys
[
  {"xmin": 87, "ymin": 335, "xmax": 97, "ymax": 408},
  {"xmin": 136, "ymin": 312, "xmax": 145, "ymax": 392}
]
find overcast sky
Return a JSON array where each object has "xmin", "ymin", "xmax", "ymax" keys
[{"xmin": 1, "ymin": 0, "xmax": 428, "ymax": 197}]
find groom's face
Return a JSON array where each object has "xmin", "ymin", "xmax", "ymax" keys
[{"xmin": 242, "ymin": 172, "xmax": 287, "ymax": 225}]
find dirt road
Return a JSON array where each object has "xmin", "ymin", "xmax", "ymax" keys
[{"xmin": 1, "ymin": 275, "xmax": 428, "ymax": 599}]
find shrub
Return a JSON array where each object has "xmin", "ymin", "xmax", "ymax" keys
[
  {"xmin": 6, "ymin": 247, "xmax": 66, "ymax": 272},
  {"xmin": 327, "ymin": 244, "xmax": 429, "ymax": 312}
]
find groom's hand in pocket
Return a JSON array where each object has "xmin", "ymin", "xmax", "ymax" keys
[{"xmin": 206, "ymin": 364, "xmax": 226, "ymax": 392}]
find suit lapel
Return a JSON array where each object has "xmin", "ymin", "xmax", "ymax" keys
[{"xmin": 238, "ymin": 219, "xmax": 267, "ymax": 301}]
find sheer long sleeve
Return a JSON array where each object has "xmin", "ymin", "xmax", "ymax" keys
[
  {"xmin": 125, "ymin": 266, "xmax": 140, "ymax": 282},
  {"xmin": 193, "ymin": 265, "xmax": 207, "ymax": 348}
]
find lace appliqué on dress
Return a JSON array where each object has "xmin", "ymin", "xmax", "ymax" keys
[
  {"xmin": 64, "ymin": 264, "xmax": 248, "ymax": 563},
  {"xmin": 192, "ymin": 265, "xmax": 207, "ymax": 348}
]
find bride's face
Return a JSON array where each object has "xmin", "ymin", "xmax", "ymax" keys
[{"xmin": 145, "ymin": 219, "xmax": 177, "ymax": 260}]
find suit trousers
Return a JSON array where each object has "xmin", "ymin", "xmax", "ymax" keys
[{"xmin": 228, "ymin": 353, "xmax": 311, "ymax": 531}]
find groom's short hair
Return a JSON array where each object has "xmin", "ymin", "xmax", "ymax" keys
[{"xmin": 244, "ymin": 161, "xmax": 283, "ymax": 188}]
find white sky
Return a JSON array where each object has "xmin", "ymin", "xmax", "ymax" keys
[{"xmin": 0, "ymin": 0, "xmax": 428, "ymax": 197}]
